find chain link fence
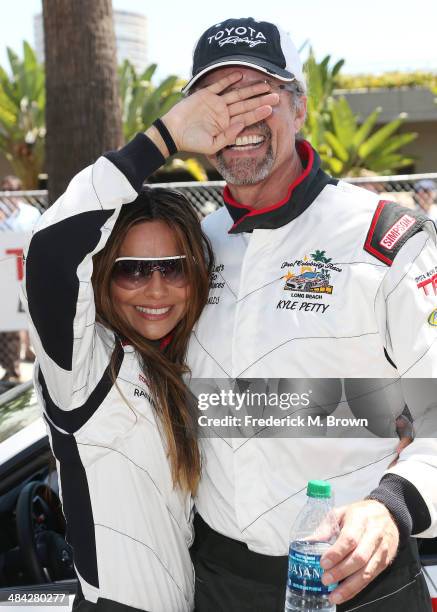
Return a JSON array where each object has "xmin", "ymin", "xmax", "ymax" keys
[
  {"xmin": 1, "ymin": 173, "xmax": 437, "ymax": 387},
  {"xmin": 0, "ymin": 191, "xmax": 47, "ymax": 224},
  {"xmin": 1, "ymin": 173, "xmax": 437, "ymax": 219},
  {"xmin": 154, "ymin": 173, "xmax": 437, "ymax": 216}
]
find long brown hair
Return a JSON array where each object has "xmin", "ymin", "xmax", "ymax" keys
[{"xmin": 92, "ymin": 187, "xmax": 214, "ymax": 493}]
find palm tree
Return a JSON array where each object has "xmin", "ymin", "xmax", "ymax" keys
[
  {"xmin": 42, "ymin": 0, "xmax": 123, "ymax": 202},
  {"xmin": 119, "ymin": 60, "xmax": 207, "ymax": 181},
  {"xmin": 311, "ymin": 250, "xmax": 332, "ymax": 263},
  {"xmin": 0, "ymin": 43, "xmax": 208, "ymax": 190}
]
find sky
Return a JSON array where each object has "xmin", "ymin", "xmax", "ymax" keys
[{"xmin": 1, "ymin": 0, "xmax": 437, "ymax": 82}]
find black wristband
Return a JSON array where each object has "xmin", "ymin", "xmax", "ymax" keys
[
  {"xmin": 367, "ymin": 473, "xmax": 431, "ymax": 546},
  {"xmin": 152, "ymin": 118, "xmax": 177, "ymax": 156}
]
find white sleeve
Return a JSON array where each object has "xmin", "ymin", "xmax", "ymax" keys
[
  {"xmin": 375, "ymin": 224, "xmax": 437, "ymax": 537},
  {"xmin": 22, "ymin": 135, "xmax": 164, "ymax": 411}
]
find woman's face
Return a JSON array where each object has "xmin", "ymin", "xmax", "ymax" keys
[{"xmin": 110, "ymin": 220, "xmax": 189, "ymax": 341}]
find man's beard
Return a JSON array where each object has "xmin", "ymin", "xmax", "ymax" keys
[{"xmin": 215, "ymin": 122, "xmax": 274, "ymax": 186}]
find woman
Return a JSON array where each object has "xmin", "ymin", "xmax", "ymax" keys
[
  {"xmin": 22, "ymin": 73, "xmax": 276, "ymax": 612},
  {"xmin": 24, "ymin": 183, "xmax": 211, "ymax": 611}
]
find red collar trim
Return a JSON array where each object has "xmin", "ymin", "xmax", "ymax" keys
[
  {"xmin": 159, "ymin": 333, "xmax": 173, "ymax": 351},
  {"xmin": 224, "ymin": 140, "xmax": 314, "ymax": 231},
  {"xmin": 121, "ymin": 333, "xmax": 173, "ymax": 351},
  {"xmin": 222, "ymin": 189, "xmax": 249, "ymax": 210}
]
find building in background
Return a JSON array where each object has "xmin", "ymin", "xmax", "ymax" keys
[{"xmin": 34, "ymin": 10, "xmax": 148, "ymax": 73}]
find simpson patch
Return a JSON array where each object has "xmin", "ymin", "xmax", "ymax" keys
[{"xmin": 364, "ymin": 201, "xmax": 428, "ymax": 265}]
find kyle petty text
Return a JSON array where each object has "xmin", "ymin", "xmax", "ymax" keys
[{"xmin": 277, "ymin": 299, "xmax": 330, "ymax": 313}]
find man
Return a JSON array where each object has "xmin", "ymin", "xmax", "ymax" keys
[
  {"xmin": 83, "ymin": 17, "xmax": 435, "ymax": 609},
  {"xmin": 160, "ymin": 18, "xmax": 436, "ymax": 611}
]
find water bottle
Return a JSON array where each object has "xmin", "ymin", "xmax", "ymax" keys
[{"xmin": 285, "ymin": 480, "xmax": 340, "ymax": 611}]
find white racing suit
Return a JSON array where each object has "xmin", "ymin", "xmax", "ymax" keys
[
  {"xmin": 187, "ymin": 140, "xmax": 437, "ymax": 611},
  {"xmin": 22, "ymin": 135, "xmax": 195, "ymax": 612}
]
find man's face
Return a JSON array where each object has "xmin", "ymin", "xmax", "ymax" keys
[{"xmin": 194, "ymin": 67, "xmax": 307, "ymax": 186}]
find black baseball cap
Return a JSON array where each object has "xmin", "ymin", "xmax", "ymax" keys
[{"xmin": 182, "ymin": 18, "xmax": 305, "ymax": 94}]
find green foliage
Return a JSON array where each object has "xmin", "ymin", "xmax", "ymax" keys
[
  {"xmin": 302, "ymin": 49, "xmax": 343, "ymax": 150},
  {"xmin": 119, "ymin": 61, "xmax": 183, "ymax": 140},
  {"xmin": 305, "ymin": 50, "xmax": 344, "ymax": 110},
  {"xmin": 1, "ymin": 42, "xmax": 422, "ymax": 185},
  {"xmin": 118, "ymin": 59, "xmax": 207, "ymax": 181},
  {"xmin": 303, "ymin": 51, "xmax": 418, "ymax": 176},
  {"xmin": 336, "ymin": 71, "xmax": 437, "ymax": 92},
  {"xmin": 321, "ymin": 98, "xmax": 416, "ymax": 176},
  {"xmin": 0, "ymin": 42, "xmax": 45, "ymax": 188},
  {"xmin": 0, "ymin": 45, "xmax": 207, "ymax": 185}
]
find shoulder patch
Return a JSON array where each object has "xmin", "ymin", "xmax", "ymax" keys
[{"xmin": 364, "ymin": 201, "xmax": 428, "ymax": 266}]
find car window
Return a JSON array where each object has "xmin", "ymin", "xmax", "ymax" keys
[{"xmin": 0, "ymin": 386, "xmax": 40, "ymax": 443}]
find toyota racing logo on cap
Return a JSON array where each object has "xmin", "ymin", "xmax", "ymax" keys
[
  {"xmin": 207, "ymin": 22, "xmax": 268, "ymax": 49},
  {"xmin": 182, "ymin": 17, "xmax": 305, "ymax": 94}
]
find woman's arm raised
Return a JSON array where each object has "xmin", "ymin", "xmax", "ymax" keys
[
  {"xmin": 22, "ymin": 71, "xmax": 277, "ymax": 411},
  {"xmin": 22, "ymin": 137, "xmax": 166, "ymax": 411}
]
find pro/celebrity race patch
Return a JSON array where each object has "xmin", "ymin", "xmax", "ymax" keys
[
  {"xmin": 277, "ymin": 250, "xmax": 342, "ymax": 315},
  {"xmin": 364, "ymin": 201, "xmax": 427, "ymax": 265}
]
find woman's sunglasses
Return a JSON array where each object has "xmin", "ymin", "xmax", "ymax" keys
[{"xmin": 112, "ymin": 256, "xmax": 187, "ymax": 289}]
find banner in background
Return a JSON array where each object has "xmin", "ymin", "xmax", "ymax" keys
[{"xmin": 0, "ymin": 232, "xmax": 27, "ymax": 332}]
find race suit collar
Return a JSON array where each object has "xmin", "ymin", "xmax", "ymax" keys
[
  {"xmin": 120, "ymin": 332, "xmax": 173, "ymax": 351},
  {"xmin": 222, "ymin": 140, "xmax": 337, "ymax": 234}
]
